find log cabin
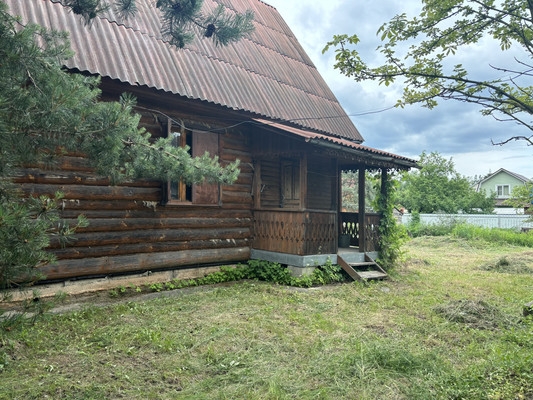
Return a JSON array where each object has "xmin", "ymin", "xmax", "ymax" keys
[{"xmin": 6, "ymin": 0, "xmax": 417, "ymax": 282}]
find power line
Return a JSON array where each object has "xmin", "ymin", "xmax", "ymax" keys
[{"xmin": 133, "ymin": 104, "xmax": 397, "ymax": 135}]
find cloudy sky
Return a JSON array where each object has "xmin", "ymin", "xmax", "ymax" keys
[{"xmin": 263, "ymin": 0, "xmax": 533, "ymax": 179}]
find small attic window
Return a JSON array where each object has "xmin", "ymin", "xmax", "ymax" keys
[{"xmin": 496, "ymin": 184, "xmax": 510, "ymax": 198}]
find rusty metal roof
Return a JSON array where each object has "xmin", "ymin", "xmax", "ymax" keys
[{"xmin": 7, "ymin": 0, "xmax": 364, "ymax": 141}]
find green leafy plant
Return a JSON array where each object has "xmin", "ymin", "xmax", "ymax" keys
[
  {"xmin": 107, "ymin": 261, "xmax": 348, "ymax": 298},
  {"xmin": 372, "ymin": 172, "xmax": 407, "ymax": 270}
]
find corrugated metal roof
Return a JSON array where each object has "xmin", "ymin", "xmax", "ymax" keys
[
  {"xmin": 7, "ymin": 0, "xmax": 364, "ymax": 141},
  {"xmin": 254, "ymin": 119, "xmax": 417, "ymax": 168}
]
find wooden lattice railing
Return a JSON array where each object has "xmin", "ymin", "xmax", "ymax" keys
[
  {"xmin": 253, "ymin": 210, "xmax": 336, "ymax": 255},
  {"xmin": 340, "ymin": 212, "xmax": 381, "ymax": 252}
]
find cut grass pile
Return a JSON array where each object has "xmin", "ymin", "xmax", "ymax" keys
[
  {"xmin": 1, "ymin": 235, "xmax": 533, "ymax": 399},
  {"xmin": 478, "ymin": 253, "xmax": 533, "ymax": 275}
]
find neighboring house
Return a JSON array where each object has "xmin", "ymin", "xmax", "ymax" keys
[
  {"xmin": 476, "ymin": 168, "xmax": 531, "ymax": 213},
  {"xmin": 7, "ymin": 0, "xmax": 417, "ymax": 282}
]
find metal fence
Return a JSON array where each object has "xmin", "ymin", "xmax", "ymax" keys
[{"xmin": 401, "ymin": 213, "xmax": 533, "ymax": 230}]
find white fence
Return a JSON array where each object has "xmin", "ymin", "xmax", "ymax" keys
[{"xmin": 401, "ymin": 213, "xmax": 533, "ymax": 230}]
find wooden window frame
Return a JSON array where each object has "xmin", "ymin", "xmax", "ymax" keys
[
  {"xmin": 162, "ymin": 118, "xmax": 221, "ymax": 206},
  {"xmin": 280, "ymin": 158, "xmax": 301, "ymax": 208},
  {"xmin": 167, "ymin": 121, "xmax": 193, "ymax": 204}
]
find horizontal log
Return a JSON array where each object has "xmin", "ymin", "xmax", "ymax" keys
[
  {"xmin": 59, "ymin": 199, "xmax": 150, "ymax": 212},
  {"xmin": 221, "ymin": 151, "xmax": 252, "ymax": 164},
  {"xmin": 221, "ymin": 191, "xmax": 253, "ymax": 205},
  {"xmin": 222, "ymin": 183, "xmax": 252, "ymax": 193},
  {"xmin": 52, "ymin": 238, "xmax": 250, "ymax": 259},
  {"xmin": 63, "ymin": 217, "xmax": 252, "ymax": 233},
  {"xmin": 48, "ymin": 227, "xmax": 251, "ymax": 248},
  {"xmin": 14, "ymin": 169, "xmax": 159, "ymax": 188},
  {"xmin": 40, "ymin": 247, "xmax": 251, "ymax": 280},
  {"xmin": 232, "ymin": 174, "xmax": 253, "ymax": 186},
  {"xmin": 19, "ymin": 183, "xmax": 161, "ymax": 201},
  {"xmin": 23, "ymin": 156, "xmax": 95, "ymax": 172},
  {"xmin": 58, "ymin": 206, "xmax": 252, "ymax": 219}
]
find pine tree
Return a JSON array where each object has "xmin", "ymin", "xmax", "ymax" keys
[
  {"xmin": 0, "ymin": 2, "xmax": 240, "ymax": 289},
  {"xmin": 61, "ymin": 0, "xmax": 255, "ymax": 48}
]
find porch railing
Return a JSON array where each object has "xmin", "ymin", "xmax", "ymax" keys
[
  {"xmin": 340, "ymin": 212, "xmax": 381, "ymax": 252},
  {"xmin": 253, "ymin": 210, "xmax": 336, "ymax": 255}
]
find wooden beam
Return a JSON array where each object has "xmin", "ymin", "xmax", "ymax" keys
[
  {"xmin": 381, "ymin": 168, "xmax": 388, "ymax": 202},
  {"xmin": 358, "ymin": 167, "xmax": 366, "ymax": 252}
]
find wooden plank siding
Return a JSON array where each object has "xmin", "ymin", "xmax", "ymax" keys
[{"xmin": 307, "ymin": 156, "xmax": 337, "ymax": 211}]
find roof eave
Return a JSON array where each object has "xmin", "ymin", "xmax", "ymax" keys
[{"xmin": 307, "ymin": 138, "xmax": 418, "ymax": 170}]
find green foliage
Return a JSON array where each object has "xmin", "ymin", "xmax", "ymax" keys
[
  {"xmin": 2, "ymin": 237, "xmax": 533, "ymax": 399},
  {"xmin": 452, "ymin": 223, "xmax": 533, "ymax": 247},
  {"xmin": 372, "ymin": 171, "xmax": 407, "ymax": 270},
  {"xmin": 398, "ymin": 151, "xmax": 495, "ymax": 214},
  {"xmin": 324, "ymin": 0, "xmax": 533, "ymax": 143},
  {"xmin": 406, "ymin": 211, "xmax": 459, "ymax": 237},
  {"xmin": 247, "ymin": 259, "xmax": 347, "ymax": 288},
  {"xmin": 0, "ymin": 188, "xmax": 88, "ymax": 289},
  {"xmin": 109, "ymin": 261, "xmax": 348, "ymax": 298},
  {"xmin": 341, "ymin": 170, "xmax": 378, "ymax": 212},
  {"xmin": 407, "ymin": 217, "xmax": 533, "ymax": 248},
  {"xmin": 0, "ymin": 2, "xmax": 239, "ymax": 292},
  {"xmin": 63, "ymin": 0, "xmax": 255, "ymax": 49},
  {"xmin": 505, "ymin": 181, "xmax": 533, "ymax": 219}
]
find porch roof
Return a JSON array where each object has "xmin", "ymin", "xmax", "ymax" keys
[{"xmin": 254, "ymin": 119, "xmax": 418, "ymax": 170}]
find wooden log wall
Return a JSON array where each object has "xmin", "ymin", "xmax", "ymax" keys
[{"xmin": 14, "ymin": 112, "xmax": 254, "ymax": 281}]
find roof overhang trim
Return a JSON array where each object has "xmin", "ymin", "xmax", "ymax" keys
[{"xmin": 253, "ymin": 119, "xmax": 418, "ymax": 169}]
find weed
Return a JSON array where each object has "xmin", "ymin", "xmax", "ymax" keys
[{"xmin": 149, "ymin": 283, "xmax": 163, "ymax": 292}]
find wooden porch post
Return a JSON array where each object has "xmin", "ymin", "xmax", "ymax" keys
[
  {"xmin": 381, "ymin": 168, "xmax": 388, "ymax": 204},
  {"xmin": 358, "ymin": 167, "xmax": 366, "ymax": 252}
]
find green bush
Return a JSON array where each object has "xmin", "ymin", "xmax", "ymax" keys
[
  {"xmin": 109, "ymin": 260, "xmax": 349, "ymax": 298},
  {"xmin": 452, "ymin": 224, "xmax": 533, "ymax": 247},
  {"xmin": 406, "ymin": 212, "xmax": 458, "ymax": 237}
]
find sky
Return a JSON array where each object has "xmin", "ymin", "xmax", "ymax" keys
[{"xmin": 263, "ymin": 0, "xmax": 533, "ymax": 179}]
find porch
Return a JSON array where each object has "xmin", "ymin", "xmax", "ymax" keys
[
  {"xmin": 339, "ymin": 212, "xmax": 381, "ymax": 252},
  {"xmin": 250, "ymin": 209, "xmax": 380, "ymax": 269}
]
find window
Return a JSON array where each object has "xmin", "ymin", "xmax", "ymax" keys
[
  {"xmin": 496, "ymin": 184, "xmax": 510, "ymax": 198},
  {"xmin": 168, "ymin": 126, "xmax": 193, "ymax": 202},
  {"xmin": 281, "ymin": 158, "xmax": 300, "ymax": 208},
  {"xmin": 258, "ymin": 158, "xmax": 302, "ymax": 209},
  {"xmin": 162, "ymin": 118, "xmax": 220, "ymax": 205}
]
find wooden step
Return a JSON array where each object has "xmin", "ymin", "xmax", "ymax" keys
[
  {"xmin": 337, "ymin": 254, "xmax": 388, "ymax": 282},
  {"xmin": 357, "ymin": 270, "xmax": 388, "ymax": 280}
]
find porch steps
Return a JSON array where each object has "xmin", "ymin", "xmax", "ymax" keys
[{"xmin": 337, "ymin": 254, "xmax": 388, "ymax": 282}]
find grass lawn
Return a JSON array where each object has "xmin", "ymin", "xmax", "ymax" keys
[{"xmin": 1, "ymin": 235, "xmax": 533, "ymax": 399}]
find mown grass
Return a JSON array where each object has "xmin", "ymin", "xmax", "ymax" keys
[{"xmin": 1, "ymin": 235, "xmax": 533, "ymax": 399}]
